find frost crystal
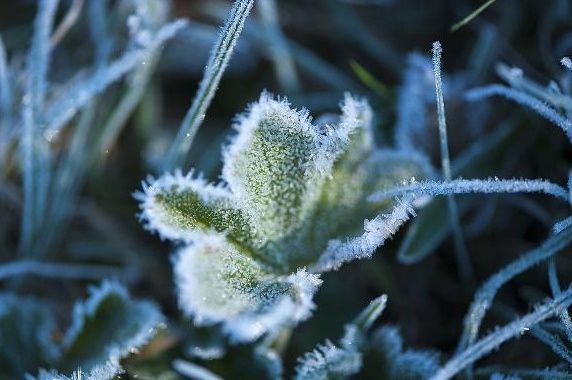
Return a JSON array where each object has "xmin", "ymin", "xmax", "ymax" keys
[
  {"xmin": 312, "ymin": 198, "xmax": 416, "ymax": 272},
  {"xmin": 295, "ymin": 341, "xmax": 362, "ymax": 380},
  {"xmin": 295, "ymin": 295, "xmax": 388, "ymax": 380}
]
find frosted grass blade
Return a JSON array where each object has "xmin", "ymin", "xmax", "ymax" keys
[
  {"xmin": 432, "ymin": 41, "xmax": 472, "ymax": 281},
  {"xmin": 162, "ymin": 0, "xmax": 254, "ymax": 171}
]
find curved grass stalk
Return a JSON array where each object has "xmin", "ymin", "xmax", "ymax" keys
[
  {"xmin": 45, "ymin": 19, "xmax": 187, "ymax": 135},
  {"xmin": 96, "ymin": 51, "xmax": 159, "ymax": 156},
  {"xmin": 496, "ymin": 63, "xmax": 572, "ymax": 111},
  {"xmin": 369, "ymin": 178, "xmax": 570, "ymax": 203},
  {"xmin": 203, "ymin": 4, "xmax": 357, "ymax": 94},
  {"xmin": 50, "ymin": 0, "xmax": 84, "ymax": 47},
  {"xmin": 466, "ymin": 84, "xmax": 572, "ymax": 142},
  {"xmin": 0, "ymin": 35, "xmax": 12, "ymax": 177},
  {"xmin": 451, "ymin": 0, "xmax": 499, "ymax": 32},
  {"xmin": 0, "ymin": 35, "xmax": 11, "ymax": 122},
  {"xmin": 529, "ymin": 325, "xmax": 572, "ymax": 365},
  {"xmin": 431, "ymin": 285, "xmax": 572, "ymax": 380},
  {"xmin": 554, "ymin": 216, "xmax": 572, "ymax": 234},
  {"xmin": 475, "ymin": 366, "xmax": 572, "ymax": 380},
  {"xmin": 456, "ymin": 229, "xmax": 572, "ymax": 352}
]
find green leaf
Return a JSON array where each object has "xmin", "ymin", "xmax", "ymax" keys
[
  {"xmin": 60, "ymin": 281, "xmax": 164, "ymax": 373},
  {"xmin": 138, "ymin": 171, "xmax": 263, "ymax": 259},
  {"xmin": 173, "ymin": 233, "xmax": 321, "ymax": 342},
  {"xmin": 397, "ymin": 197, "xmax": 453, "ymax": 264},
  {"xmin": 221, "ymin": 92, "xmax": 330, "ymax": 241}
]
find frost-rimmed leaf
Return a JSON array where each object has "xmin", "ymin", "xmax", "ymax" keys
[
  {"xmin": 137, "ymin": 170, "xmax": 260, "ymax": 254},
  {"xmin": 294, "ymin": 295, "xmax": 388, "ymax": 380},
  {"xmin": 173, "ymin": 233, "xmax": 321, "ymax": 342},
  {"xmin": 27, "ymin": 359, "xmax": 122, "ymax": 380},
  {"xmin": 60, "ymin": 281, "xmax": 165, "ymax": 373},
  {"xmin": 308, "ymin": 148, "xmax": 431, "ymax": 270},
  {"xmin": 221, "ymin": 91, "xmax": 355, "ymax": 241},
  {"xmin": 372, "ymin": 326, "xmax": 440, "ymax": 380},
  {"xmin": 0, "ymin": 293, "xmax": 58, "ymax": 377},
  {"xmin": 295, "ymin": 341, "xmax": 362, "ymax": 380}
]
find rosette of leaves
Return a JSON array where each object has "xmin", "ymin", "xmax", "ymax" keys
[{"xmin": 138, "ymin": 92, "xmax": 430, "ymax": 342}]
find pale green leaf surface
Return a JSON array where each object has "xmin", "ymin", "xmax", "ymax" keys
[
  {"xmin": 221, "ymin": 92, "xmax": 331, "ymax": 242},
  {"xmin": 308, "ymin": 150, "xmax": 431, "ymax": 270},
  {"xmin": 138, "ymin": 171, "xmax": 267, "ymax": 261},
  {"xmin": 173, "ymin": 233, "xmax": 321, "ymax": 342}
]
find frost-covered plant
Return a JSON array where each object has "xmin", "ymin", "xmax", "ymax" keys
[
  {"xmin": 295, "ymin": 295, "xmax": 441, "ymax": 380},
  {"xmin": 139, "ymin": 91, "xmax": 431, "ymax": 342},
  {"xmin": 139, "ymin": 31, "xmax": 572, "ymax": 378},
  {"xmin": 1, "ymin": 281, "xmax": 164, "ymax": 380},
  {"xmin": 294, "ymin": 295, "xmax": 387, "ymax": 380}
]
